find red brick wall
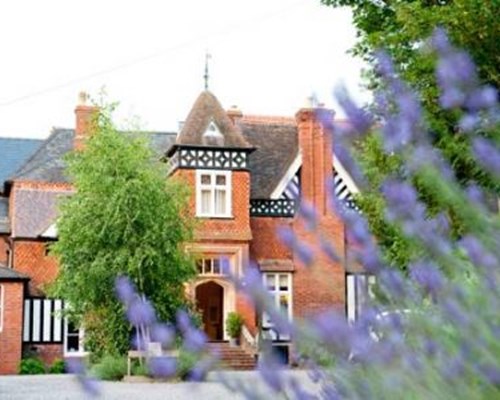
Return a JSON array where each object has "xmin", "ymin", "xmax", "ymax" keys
[
  {"xmin": 0, "ymin": 282, "xmax": 25, "ymax": 374},
  {"xmin": 249, "ymin": 218, "xmax": 292, "ymax": 261},
  {"xmin": 173, "ymin": 169, "xmax": 252, "ymax": 241},
  {"xmin": 236, "ymin": 291, "xmax": 256, "ymax": 335},
  {"xmin": 13, "ymin": 241, "xmax": 59, "ymax": 296},
  {"xmin": 27, "ymin": 344, "xmax": 63, "ymax": 368},
  {"xmin": 0, "ymin": 236, "xmax": 9, "ymax": 266}
]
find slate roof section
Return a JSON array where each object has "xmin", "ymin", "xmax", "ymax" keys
[
  {"xmin": 0, "ymin": 138, "xmax": 43, "ymax": 191},
  {"xmin": 239, "ymin": 120, "xmax": 299, "ymax": 199},
  {"xmin": 12, "ymin": 186, "xmax": 73, "ymax": 238},
  {"xmin": 0, "ymin": 197, "xmax": 9, "ymax": 233},
  {"xmin": 176, "ymin": 91, "xmax": 252, "ymax": 149},
  {"xmin": 0, "ymin": 266, "xmax": 30, "ymax": 281},
  {"xmin": 13, "ymin": 129, "xmax": 177, "ymax": 184}
]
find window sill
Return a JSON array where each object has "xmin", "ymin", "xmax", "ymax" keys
[
  {"xmin": 196, "ymin": 215, "xmax": 234, "ymax": 220},
  {"xmin": 64, "ymin": 351, "xmax": 89, "ymax": 358}
]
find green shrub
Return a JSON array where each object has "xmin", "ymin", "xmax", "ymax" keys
[
  {"xmin": 225, "ymin": 312, "xmax": 244, "ymax": 338},
  {"xmin": 48, "ymin": 359, "xmax": 66, "ymax": 374},
  {"xmin": 177, "ymin": 350, "xmax": 197, "ymax": 380},
  {"xmin": 131, "ymin": 361, "xmax": 149, "ymax": 377},
  {"xmin": 90, "ymin": 355, "xmax": 127, "ymax": 381},
  {"xmin": 19, "ymin": 358, "xmax": 46, "ymax": 375}
]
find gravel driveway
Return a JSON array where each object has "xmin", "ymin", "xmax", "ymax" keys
[{"xmin": 0, "ymin": 370, "xmax": 318, "ymax": 399}]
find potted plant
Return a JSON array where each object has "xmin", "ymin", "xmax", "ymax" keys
[{"xmin": 226, "ymin": 312, "xmax": 244, "ymax": 346}]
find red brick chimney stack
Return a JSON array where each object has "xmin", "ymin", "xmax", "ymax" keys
[
  {"xmin": 295, "ymin": 105, "xmax": 335, "ymax": 215},
  {"xmin": 74, "ymin": 92, "xmax": 98, "ymax": 151}
]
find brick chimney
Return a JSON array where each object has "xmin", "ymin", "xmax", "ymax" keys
[
  {"xmin": 74, "ymin": 92, "xmax": 98, "ymax": 150},
  {"xmin": 295, "ymin": 106, "xmax": 335, "ymax": 215}
]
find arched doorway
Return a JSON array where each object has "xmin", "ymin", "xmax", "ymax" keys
[{"xmin": 195, "ymin": 281, "xmax": 224, "ymax": 341}]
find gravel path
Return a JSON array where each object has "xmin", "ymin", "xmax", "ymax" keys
[{"xmin": 0, "ymin": 371, "xmax": 319, "ymax": 399}]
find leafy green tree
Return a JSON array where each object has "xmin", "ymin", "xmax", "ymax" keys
[
  {"xmin": 51, "ymin": 104, "xmax": 196, "ymax": 357},
  {"xmin": 321, "ymin": 0, "xmax": 499, "ymax": 269}
]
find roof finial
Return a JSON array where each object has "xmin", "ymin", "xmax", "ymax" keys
[{"xmin": 204, "ymin": 51, "xmax": 211, "ymax": 91}]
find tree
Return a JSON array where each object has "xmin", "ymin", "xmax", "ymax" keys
[
  {"xmin": 51, "ymin": 103, "xmax": 196, "ymax": 357},
  {"xmin": 321, "ymin": 0, "xmax": 499, "ymax": 269}
]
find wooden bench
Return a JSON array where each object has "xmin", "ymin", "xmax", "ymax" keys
[{"xmin": 127, "ymin": 343, "xmax": 179, "ymax": 376}]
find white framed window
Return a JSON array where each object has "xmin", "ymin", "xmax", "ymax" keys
[
  {"xmin": 64, "ymin": 319, "xmax": 86, "ymax": 356},
  {"xmin": 262, "ymin": 273, "xmax": 293, "ymax": 341},
  {"xmin": 196, "ymin": 257, "xmax": 230, "ymax": 276},
  {"xmin": 346, "ymin": 273, "xmax": 376, "ymax": 322},
  {"xmin": 0, "ymin": 285, "xmax": 4, "ymax": 332},
  {"xmin": 196, "ymin": 170, "xmax": 231, "ymax": 218}
]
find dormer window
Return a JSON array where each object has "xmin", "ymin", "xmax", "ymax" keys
[
  {"xmin": 196, "ymin": 170, "xmax": 231, "ymax": 218},
  {"xmin": 202, "ymin": 121, "xmax": 224, "ymax": 146}
]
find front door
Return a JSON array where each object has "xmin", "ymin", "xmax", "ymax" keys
[{"xmin": 195, "ymin": 281, "xmax": 224, "ymax": 341}]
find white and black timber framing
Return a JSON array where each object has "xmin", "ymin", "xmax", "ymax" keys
[{"xmin": 166, "ymin": 146, "xmax": 252, "ymax": 175}]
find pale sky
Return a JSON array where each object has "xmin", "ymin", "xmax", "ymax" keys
[{"xmin": 0, "ymin": 0, "xmax": 368, "ymax": 139}]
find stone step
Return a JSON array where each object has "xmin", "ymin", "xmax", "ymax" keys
[{"xmin": 207, "ymin": 342, "xmax": 256, "ymax": 371}]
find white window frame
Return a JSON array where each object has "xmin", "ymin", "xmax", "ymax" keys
[
  {"xmin": 196, "ymin": 170, "xmax": 232, "ymax": 218},
  {"xmin": 262, "ymin": 273, "xmax": 293, "ymax": 341},
  {"xmin": 196, "ymin": 256, "xmax": 230, "ymax": 276},
  {"xmin": 346, "ymin": 273, "xmax": 376, "ymax": 322},
  {"xmin": 63, "ymin": 319, "xmax": 87, "ymax": 357},
  {"xmin": 0, "ymin": 285, "xmax": 4, "ymax": 332}
]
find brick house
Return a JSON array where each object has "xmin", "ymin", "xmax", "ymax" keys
[{"xmin": 0, "ymin": 91, "xmax": 362, "ymax": 374}]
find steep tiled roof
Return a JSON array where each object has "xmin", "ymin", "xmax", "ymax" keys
[
  {"xmin": 176, "ymin": 91, "xmax": 252, "ymax": 149},
  {"xmin": 13, "ymin": 129, "xmax": 177, "ymax": 183},
  {"xmin": 240, "ymin": 121, "xmax": 298, "ymax": 199},
  {"xmin": 12, "ymin": 186, "xmax": 73, "ymax": 238},
  {"xmin": 9, "ymin": 129, "xmax": 177, "ymax": 238},
  {"xmin": 0, "ymin": 138, "xmax": 43, "ymax": 191},
  {"xmin": 0, "ymin": 266, "xmax": 30, "ymax": 281}
]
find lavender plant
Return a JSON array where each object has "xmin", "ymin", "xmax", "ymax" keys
[
  {"xmin": 67, "ymin": 31, "xmax": 499, "ymax": 399},
  {"xmin": 229, "ymin": 29, "xmax": 499, "ymax": 399}
]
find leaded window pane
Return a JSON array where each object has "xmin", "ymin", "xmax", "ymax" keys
[{"xmin": 201, "ymin": 174, "xmax": 211, "ymax": 185}]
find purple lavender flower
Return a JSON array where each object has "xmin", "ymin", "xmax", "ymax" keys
[
  {"xmin": 459, "ymin": 113, "xmax": 480, "ymax": 132},
  {"xmin": 409, "ymin": 260, "xmax": 444, "ymax": 298},
  {"xmin": 442, "ymin": 299, "xmax": 469, "ymax": 328},
  {"xmin": 277, "ymin": 225, "xmax": 297, "ymax": 248},
  {"xmin": 295, "ymin": 242, "xmax": 315, "ymax": 267},
  {"xmin": 65, "ymin": 358, "xmax": 101, "ymax": 397},
  {"xmin": 437, "ymin": 51, "xmax": 477, "ymax": 93},
  {"xmin": 431, "ymin": 27, "xmax": 452, "ymax": 53},
  {"xmin": 176, "ymin": 309, "xmax": 192, "ymax": 333},
  {"xmin": 379, "ymin": 269, "xmax": 406, "ymax": 299},
  {"xmin": 374, "ymin": 50, "xmax": 396, "ymax": 78},
  {"xmin": 148, "ymin": 356, "xmax": 177, "ymax": 379},
  {"xmin": 187, "ymin": 357, "xmax": 214, "ymax": 382},
  {"xmin": 298, "ymin": 201, "xmax": 318, "ymax": 231},
  {"xmin": 151, "ymin": 323, "xmax": 175, "ymax": 347},
  {"xmin": 319, "ymin": 235, "xmax": 340, "ymax": 262},
  {"xmin": 289, "ymin": 377, "xmax": 318, "ymax": 400},
  {"xmin": 344, "ymin": 212, "xmax": 371, "ymax": 246},
  {"xmin": 115, "ymin": 275, "xmax": 136, "ymax": 304},
  {"xmin": 257, "ymin": 353, "xmax": 284, "ymax": 393},
  {"xmin": 478, "ymin": 364, "xmax": 500, "ymax": 386},
  {"xmin": 472, "ymin": 137, "xmax": 500, "ymax": 176},
  {"xmin": 465, "ymin": 184, "xmax": 487, "ymax": 207},
  {"xmin": 126, "ymin": 297, "xmax": 156, "ymax": 326},
  {"xmin": 335, "ymin": 87, "xmax": 373, "ymax": 136},
  {"xmin": 465, "ymin": 86, "xmax": 498, "ymax": 111},
  {"xmin": 439, "ymin": 87, "xmax": 466, "ymax": 109},
  {"xmin": 312, "ymin": 310, "xmax": 351, "ymax": 349},
  {"xmin": 183, "ymin": 328, "xmax": 208, "ymax": 353}
]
